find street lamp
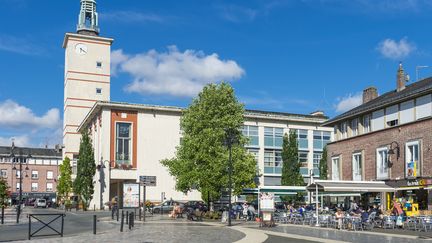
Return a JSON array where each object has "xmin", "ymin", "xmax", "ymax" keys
[
  {"xmin": 10, "ymin": 142, "xmax": 31, "ymax": 224},
  {"xmin": 224, "ymin": 128, "xmax": 239, "ymax": 227},
  {"xmin": 97, "ymin": 157, "xmax": 112, "ymax": 210},
  {"xmin": 387, "ymin": 141, "xmax": 400, "ymax": 168}
]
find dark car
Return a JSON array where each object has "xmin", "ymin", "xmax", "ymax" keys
[
  {"xmin": 184, "ymin": 201, "xmax": 207, "ymax": 212},
  {"xmin": 152, "ymin": 200, "xmax": 182, "ymax": 214}
]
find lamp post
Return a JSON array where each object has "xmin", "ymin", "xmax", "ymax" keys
[
  {"xmin": 224, "ymin": 128, "xmax": 239, "ymax": 227},
  {"xmin": 97, "ymin": 157, "xmax": 111, "ymax": 210},
  {"xmin": 10, "ymin": 142, "xmax": 31, "ymax": 224}
]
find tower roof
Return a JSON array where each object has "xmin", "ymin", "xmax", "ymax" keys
[{"xmin": 77, "ymin": 0, "xmax": 100, "ymax": 36}]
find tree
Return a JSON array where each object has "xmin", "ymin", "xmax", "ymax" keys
[
  {"xmin": 319, "ymin": 146, "xmax": 328, "ymax": 180},
  {"xmin": 281, "ymin": 131, "xmax": 303, "ymax": 186},
  {"xmin": 161, "ymin": 82, "xmax": 257, "ymax": 201},
  {"xmin": 58, "ymin": 157, "xmax": 73, "ymax": 202},
  {"xmin": 74, "ymin": 130, "xmax": 96, "ymax": 210},
  {"xmin": 0, "ymin": 178, "xmax": 9, "ymax": 207}
]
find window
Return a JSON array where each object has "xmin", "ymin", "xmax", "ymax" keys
[
  {"xmin": 16, "ymin": 170, "xmax": 21, "ymax": 178},
  {"xmin": 0, "ymin": 169, "xmax": 6, "ymax": 178},
  {"xmin": 363, "ymin": 114, "xmax": 371, "ymax": 133},
  {"xmin": 116, "ymin": 123, "xmax": 132, "ymax": 165},
  {"xmin": 242, "ymin": 126, "xmax": 259, "ymax": 147},
  {"xmin": 298, "ymin": 151, "xmax": 309, "ymax": 168},
  {"xmin": 297, "ymin": 129, "xmax": 309, "ymax": 149},
  {"xmin": 72, "ymin": 160, "xmax": 78, "ymax": 175},
  {"xmin": 313, "ymin": 131, "xmax": 331, "ymax": 150},
  {"xmin": 340, "ymin": 122, "xmax": 347, "ymax": 139},
  {"xmin": 352, "ymin": 153, "xmax": 362, "ymax": 181},
  {"xmin": 264, "ymin": 127, "xmax": 283, "ymax": 148},
  {"xmin": 406, "ymin": 141, "xmax": 420, "ymax": 178},
  {"xmin": 96, "ymin": 61, "xmax": 102, "ymax": 68},
  {"xmin": 247, "ymin": 149, "xmax": 259, "ymax": 164},
  {"xmin": 31, "ymin": 170, "xmax": 38, "ymax": 179},
  {"xmin": 31, "ymin": 183, "xmax": 38, "ymax": 192},
  {"xmin": 385, "ymin": 105, "xmax": 399, "ymax": 128},
  {"xmin": 351, "ymin": 118, "xmax": 358, "ymax": 136},
  {"xmin": 376, "ymin": 147, "xmax": 389, "ymax": 179},
  {"xmin": 332, "ymin": 157, "xmax": 341, "ymax": 180},
  {"xmin": 47, "ymin": 171, "xmax": 54, "ymax": 180},
  {"xmin": 96, "ymin": 88, "xmax": 102, "ymax": 94},
  {"xmin": 313, "ymin": 152, "xmax": 322, "ymax": 169},
  {"xmin": 46, "ymin": 183, "xmax": 53, "ymax": 192},
  {"xmin": 387, "ymin": 119, "xmax": 398, "ymax": 127},
  {"xmin": 264, "ymin": 149, "xmax": 282, "ymax": 174},
  {"xmin": 16, "ymin": 183, "xmax": 20, "ymax": 191}
]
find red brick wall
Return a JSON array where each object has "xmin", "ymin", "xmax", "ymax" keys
[
  {"xmin": 327, "ymin": 117, "xmax": 432, "ymax": 181},
  {"xmin": 0, "ymin": 164, "xmax": 58, "ymax": 193}
]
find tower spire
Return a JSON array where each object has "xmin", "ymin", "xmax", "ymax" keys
[{"xmin": 77, "ymin": 0, "xmax": 100, "ymax": 36}]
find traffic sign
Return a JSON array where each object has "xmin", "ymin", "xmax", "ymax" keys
[{"xmin": 139, "ymin": 176, "xmax": 157, "ymax": 186}]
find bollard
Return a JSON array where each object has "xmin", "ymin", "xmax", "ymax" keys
[
  {"xmin": 132, "ymin": 212, "xmax": 134, "ymax": 228},
  {"xmin": 94, "ymin": 205, "xmax": 96, "ymax": 212},
  {"xmin": 120, "ymin": 211, "xmax": 124, "ymax": 232},
  {"xmin": 134, "ymin": 209, "xmax": 137, "ymax": 220},
  {"xmin": 116, "ymin": 208, "xmax": 119, "ymax": 222},
  {"xmin": 1, "ymin": 206, "xmax": 4, "ymax": 225},
  {"xmin": 111, "ymin": 208, "xmax": 114, "ymax": 220},
  {"xmin": 93, "ymin": 215, "xmax": 97, "ymax": 235},
  {"xmin": 126, "ymin": 211, "xmax": 129, "ymax": 225},
  {"xmin": 139, "ymin": 208, "xmax": 142, "ymax": 221},
  {"xmin": 129, "ymin": 213, "xmax": 132, "ymax": 230}
]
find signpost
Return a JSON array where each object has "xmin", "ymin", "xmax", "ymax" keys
[{"xmin": 139, "ymin": 176, "xmax": 157, "ymax": 221}]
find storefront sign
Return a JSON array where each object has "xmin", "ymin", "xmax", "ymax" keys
[
  {"xmin": 407, "ymin": 179, "xmax": 432, "ymax": 187},
  {"xmin": 259, "ymin": 192, "xmax": 274, "ymax": 211},
  {"xmin": 123, "ymin": 183, "xmax": 140, "ymax": 208}
]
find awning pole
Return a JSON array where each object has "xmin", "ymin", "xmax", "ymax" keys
[{"xmin": 315, "ymin": 184, "xmax": 319, "ymax": 226}]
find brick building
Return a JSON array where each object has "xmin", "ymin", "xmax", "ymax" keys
[
  {"xmin": 323, "ymin": 64, "xmax": 432, "ymax": 210},
  {"xmin": 0, "ymin": 145, "xmax": 62, "ymax": 204}
]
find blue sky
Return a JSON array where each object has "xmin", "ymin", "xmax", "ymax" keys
[{"xmin": 1, "ymin": 0, "xmax": 432, "ymax": 147}]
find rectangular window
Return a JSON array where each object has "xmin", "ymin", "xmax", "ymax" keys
[
  {"xmin": 363, "ymin": 114, "xmax": 371, "ymax": 133},
  {"xmin": 0, "ymin": 169, "xmax": 6, "ymax": 178},
  {"xmin": 16, "ymin": 183, "xmax": 20, "ymax": 191},
  {"xmin": 264, "ymin": 149, "xmax": 282, "ymax": 174},
  {"xmin": 31, "ymin": 183, "xmax": 38, "ymax": 192},
  {"xmin": 387, "ymin": 119, "xmax": 398, "ymax": 127},
  {"xmin": 264, "ymin": 127, "xmax": 283, "ymax": 148},
  {"xmin": 96, "ymin": 88, "xmax": 102, "ymax": 94},
  {"xmin": 47, "ymin": 171, "xmax": 54, "ymax": 180},
  {"xmin": 46, "ymin": 183, "xmax": 53, "ymax": 192},
  {"xmin": 340, "ymin": 122, "xmax": 347, "ymax": 139},
  {"xmin": 377, "ymin": 147, "xmax": 389, "ymax": 179},
  {"xmin": 351, "ymin": 118, "xmax": 358, "ymax": 136},
  {"xmin": 406, "ymin": 141, "xmax": 420, "ymax": 178},
  {"xmin": 298, "ymin": 151, "xmax": 309, "ymax": 168},
  {"xmin": 16, "ymin": 170, "xmax": 21, "ymax": 179},
  {"xmin": 332, "ymin": 157, "xmax": 340, "ymax": 180},
  {"xmin": 96, "ymin": 61, "xmax": 102, "ymax": 68},
  {"xmin": 116, "ymin": 122, "xmax": 132, "ymax": 165},
  {"xmin": 313, "ymin": 131, "xmax": 331, "ymax": 150},
  {"xmin": 352, "ymin": 153, "xmax": 362, "ymax": 181},
  {"xmin": 247, "ymin": 148, "xmax": 259, "ymax": 165},
  {"xmin": 31, "ymin": 170, "xmax": 38, "ymax": 179},
  {"xmin": 242, "ymin": 125, "xmax": 259, "ymax": 147},
  {"xmin": 297, "ymin": 129, "xmax": 309, "ymax": 149},
  {"xmin": 313, "ymin": 152, "xmax": 322, "ymax": 169}
]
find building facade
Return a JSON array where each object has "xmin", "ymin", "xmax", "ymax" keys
[
  {"xmin": 0, "ymin": 146, "xmax": 61, "ymax": 204},
  {"xmin": 63, "ymin": 0, "xmax": 333, "ymax": 209},
  {"xmin": 324, "ymin": 64, "xmax": 432, "ymax": 210}
]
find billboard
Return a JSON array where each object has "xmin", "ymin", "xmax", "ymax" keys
[{"xmin": 123, "ymin": 183, "xmax": 140, "ymax": 208}]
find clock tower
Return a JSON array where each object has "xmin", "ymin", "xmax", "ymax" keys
[{"xmin": 63, "ymin": 0, "xmax": 114, "ymax": 160}]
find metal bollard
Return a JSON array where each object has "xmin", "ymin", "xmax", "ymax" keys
[
  {"xmin": 134, "ymin": 209, "xmax": 137, "ymax": 220},
  {"xmin": 126, "ymin": 211, "xmax": 129, "ymax": 225},
  {"xmin": 129, "ymin": 213, "xmax": 133, "ymax": 230},
  {"xmin": 120, "ymin": 211, "xmax": 124, "ymax": 232},
  {"xmin": 111, "ymin": 208, "xmax": 114, "ymax": 220},
  {"xmin": 93, "ymin": 215, "xmax": 97, "ymax": 235},
  {"xmin": 139, "ymin": 208, "xmax": 142, "ymax": 221},
  {"xmin": 116, "ymin": 208, "xmax": 119, "ymax": 221},
  {"xmin": 1, "ymin": 206, "xmax": 4, "ymax": 225}
]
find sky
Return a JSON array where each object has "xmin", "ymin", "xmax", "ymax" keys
[{"xmin": 1, "ymin": 0, "xmax": 432, "ymax": 148}]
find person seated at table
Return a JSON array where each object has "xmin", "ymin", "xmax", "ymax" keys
[
  {"xmin": 169, "ymin": 203, "xmax": 181, "ymax": 218},
  {"xmin": 298, "ymin": 205, "xmax": 305, "ymax": 216},
  {"xmin": 335, "ymin": 208, "xmax": 344, "ymax": 229},
  {"xmin": 361, "ymin": 208, "xmax": 369, "ymax": 223}
]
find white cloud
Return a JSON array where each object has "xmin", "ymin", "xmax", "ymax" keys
[
  {"xmin": 377, "ymin": 37, "xmax": 416, "ymax": 60},
  {"xmin": 113, "ymin": 46, "xmax": 245, "ymax": 97},
  {"xmin": 101, "ymin": 11, "xmax": 164, "ymax": 23},
  {"xmin": 335, "ymin": 93, "xmax": 362, "ymax": 113},
  {"xmin": 0, "ymin": 100, "xmax": 61, "ymax": 130},
  {"xmin": 0, "ymin": 135, "xmax": 30, "ymax": 147}
]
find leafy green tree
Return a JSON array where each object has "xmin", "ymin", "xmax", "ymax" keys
[
  {"xmin": 319, "ymin": 146, "xmax": 328, "ymax": 180},
  {"xmin": 161, "ymin": 82, "xmax": 257, "ymax": 201},
  {"xmin": 74, "ymin": 130, "xmax": 96, "ymax": 210},
  {"xmin": 58, "ymin": 157, "xmax": 73, "ymax": 201},
  {"xmin": 0, "ymin": 178, "xmax": 9, "ymax": 207},
  {"xmin": 281, "ymin": 131, "xmax": 304, "ymax": 186}
]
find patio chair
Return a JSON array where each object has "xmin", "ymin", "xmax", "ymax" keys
[
  {"xmin": 418, "ymin": 216, "xmax": 432, "ymax": 232},
  {"xmin": 329, "ymin": 216, "xmax": 338, "ymax": 229},
  {"xmin": 382, "ymin": 216, "xmax": 395, "ymax": 229},
  {"xmin": 362, "ymin": 212, "xmax": 376, "ymax": 230},
  {"xmin": 303, "ymin": 213, "xmax": 313, "ymax": 225},
  {"xmin": 352, "ymin": 217, "xmax": 363, "ymax": 231}
]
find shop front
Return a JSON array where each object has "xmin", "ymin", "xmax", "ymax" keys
[
  {"xmin": 386, "ymin": 178, "xmax": 432, "ymax": 211},
  {"xmin": 11, "ymin": 192, "xmax": 57, "ymax": 206}
]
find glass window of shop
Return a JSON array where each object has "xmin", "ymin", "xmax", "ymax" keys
[{"xmin": 406, "ymin": 141, "xmax": 420, "ymax": 178}]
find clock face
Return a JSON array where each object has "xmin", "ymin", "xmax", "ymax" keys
[{"xmin": 75, "ymin": 43, "xmax": 88, "ymax": 55}]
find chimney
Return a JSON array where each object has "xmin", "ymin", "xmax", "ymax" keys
[
  {"xmin": 362, "ymin": 86, "xmax": 378, "ymax": 104},
  {"xmin": 310, "ymin": 110, "xmax": 324, "ymax": 117},
  {"xmin": 397, "ymin": 62, "xmax": 406, "ymax": 92}
]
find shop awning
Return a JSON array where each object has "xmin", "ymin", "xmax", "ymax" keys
[
  {"xmin": 306, "ymin": 180, "xmax": 394, "ymax": 193},
  {"xmin": 395, "ymin": 186, "xmax": 422, "ymax": 191},
  {"xmin": 242, "ymin": 186, "xmax": 306, "ymax": 196}
]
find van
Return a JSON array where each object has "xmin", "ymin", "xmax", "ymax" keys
[{"xmin": 34, "ymin": 199, "xmax": 47, "ymax": 208}]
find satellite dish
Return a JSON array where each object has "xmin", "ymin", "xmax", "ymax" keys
[{"xmin": 405, "ymin": 74, "xmax": 410, "ymax": 82}]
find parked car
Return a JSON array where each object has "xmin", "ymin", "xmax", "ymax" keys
[
  {"xmin": 34, "ymin": 199, "xmax": 47, "ymax": 208},
  {"xmin": 152, "ymin": 200, "xmax": 182, "ymax": 214},
  {"xmin": 25, "ymin": 198, "xmax": 36, "ymax": 207},
  {"xmin": 184, "ymin": 201, "xmax": 207, "ymax": 212}
]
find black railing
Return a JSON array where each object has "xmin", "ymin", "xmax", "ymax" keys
[{"xmin": 28, "ymin": 213, "xmax": 65, "ymax": 240}]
